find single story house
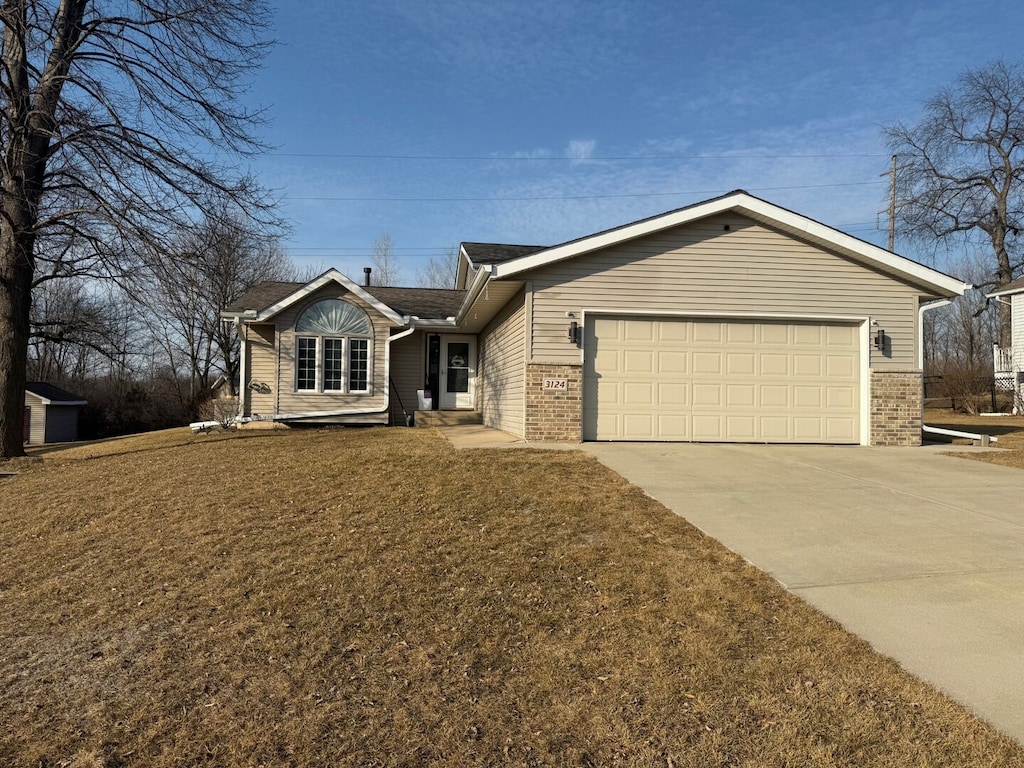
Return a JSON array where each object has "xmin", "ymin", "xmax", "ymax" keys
[
  {"xmin": 222, "ymin": 191, "xmax": 967, "ymax": 446},
  {"xmin": 989, "ymin": 277, "xmax": 1024, "ymax": 413},
  {"xmin": 24, "ymin": 382, "xmax": 87, "ymax": 445}
]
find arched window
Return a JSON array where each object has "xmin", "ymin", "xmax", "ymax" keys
[{"xmin": 294, "ymin": 299, "xmax": 372, "ymax": 393}]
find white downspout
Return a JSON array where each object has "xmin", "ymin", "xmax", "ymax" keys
[
  {"xmin": 235, "ymin": 317, "xmax": 247, "ymax": 420},
  {"xmin": 918, "ymin": 298, "xmax": 952, "ymax": 369}
]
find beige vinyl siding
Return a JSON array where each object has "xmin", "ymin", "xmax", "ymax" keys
[
  {"xmin": 24, "ymin": 392, "xmax": 45, "ymax": 445},
  {"xmin": 1013, "ymin": 294, "xmax": 1024, "ymax": 350},
  {"xmin": 479, "ymin": 291, "xmax": 526, "ymax": 436},
  {"xmin": 389, "ymin": 330, "xmax": 425, "ymax": 424},
  {"xmin": 528, "ymin": 214, "xmax": 922, "ymax": 369},
  {"xmin": 247, "ymin": 324, "xmax": 276, "ymax": 417},
  {"xmin": 271, "ymin": 285, "xmax": 392, "ymax": 416}
]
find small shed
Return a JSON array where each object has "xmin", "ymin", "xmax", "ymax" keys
[{"xmin": 24, "ymin": 382, "xmax": 87, "ymax": 445}]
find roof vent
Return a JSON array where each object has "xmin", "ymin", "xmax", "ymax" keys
[{"xmin": 363, "ymin": 267, "xmax": 372, "ymax": 286}]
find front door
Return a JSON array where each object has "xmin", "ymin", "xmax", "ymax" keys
[{"xmin": 440, "ymin": 336, "xmax": 476, "ymax": 409}]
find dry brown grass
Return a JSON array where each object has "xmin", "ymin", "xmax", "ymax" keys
[
  {"xmin": 1, "ymin": 427, "xmax": 1021, "ymax": 766},
  {"xmin": 925, "ymin": 408, "xmax": 1024, "ymax": 470}
]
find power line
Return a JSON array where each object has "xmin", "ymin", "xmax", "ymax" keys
[
  {"xmin": 286, "ymin": 180, "xmax": 885, "ymax": 203},
  {"xmin": 270, "ymin": 151, "xmax": 888, "ymax": 161}
]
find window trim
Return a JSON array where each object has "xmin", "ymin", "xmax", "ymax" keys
[{"xmin": 294, "ymin": 299, "xmax": 374, "ymax": 395}]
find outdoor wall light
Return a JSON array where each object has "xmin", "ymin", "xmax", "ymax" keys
[
  {"xmin": 873, "ymin": 328, "xmax": 887, "ymax": 350},
  {"xmin": 568, "ymin": 320, "xmax": 581, "ymax": 344}
]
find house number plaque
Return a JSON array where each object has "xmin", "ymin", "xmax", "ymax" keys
[{"xmin": 542, "ymin": 378, "xmax": 568, "ymax": 391}]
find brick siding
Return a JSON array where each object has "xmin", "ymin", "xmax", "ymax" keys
[
  {"xmin": 870, "ymin": 369, "xmax": 923, "ymax": 446},
  {"xmin": 524, "ymin": 363, "xmax": 582, "ymax": 443}
]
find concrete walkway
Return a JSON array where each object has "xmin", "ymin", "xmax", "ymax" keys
[
  {"xmin": 436, "ymin": 424, "xmax": 575, "ymax": 450},
  {"xmin": 582, "ymin": 442, "xmax": 1024, "ymax": 743}
]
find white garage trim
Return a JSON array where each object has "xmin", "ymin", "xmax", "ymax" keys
[{"xmin": 580, "ymin": 310, "xmax": 870, "ymax": 445}]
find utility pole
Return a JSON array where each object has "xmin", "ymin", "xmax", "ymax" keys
[
  {"xmin": 887, "ymin": 154, "xmax": 897, "ymax": 251},
  {"xmin": 880, "ymin": 155, "xmax": 898, "ymax": 251}
]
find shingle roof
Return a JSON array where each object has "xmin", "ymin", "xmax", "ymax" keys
[
  {"xmin": 223, "ymin": 281, "xmax": 303, "ymax": 313},
  {"xmin": 363, "ymin": 286, "xmax": 465, "ymax": 318},
  {"xmin": 223, "ymin": 280, "xmax": 466, "ymax": 319},
  {"xmin": 26, "ymin": 382, "xmax": 86, "ymax": 403},
  {"xmin": 461, "ymin": 242, "xmax": 548, "ymax": 265}
]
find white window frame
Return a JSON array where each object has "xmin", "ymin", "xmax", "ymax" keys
[
  {"xmin": 294, "ymin": 335, "xmax": 373, "ymax": 394},
  {"xmin": 293, "ymin": 298, "xmax": 374, "ymax": 395}
]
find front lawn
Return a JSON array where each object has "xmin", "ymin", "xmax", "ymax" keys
[
  {"xmin": 1, "ymin": 427, "xmax": 1020, "ymax": 766},
  {"xmin": 925, "ymin": 408, "xmax": 1024, "ymax": 469}
]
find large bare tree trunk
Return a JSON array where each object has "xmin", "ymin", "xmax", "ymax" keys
[{"xmin": 0, "ymin": 237, "xmax": 32, "ymax": 457}]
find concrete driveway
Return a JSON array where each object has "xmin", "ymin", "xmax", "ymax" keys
[{"xmin": 582, "ymin": 442, "xmax": 1024, "ymax": 743}]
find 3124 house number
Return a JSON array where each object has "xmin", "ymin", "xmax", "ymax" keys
[{"xmin": 542, "ymin": 378, "xmax": 568, "ymax": 391}]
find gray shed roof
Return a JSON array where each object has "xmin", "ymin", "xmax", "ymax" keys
[{"xmin": 26, "ymin": 382, "xmax": 86, "ymax": 404}]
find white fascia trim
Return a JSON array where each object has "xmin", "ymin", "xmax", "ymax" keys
[
  {"xmin": 456, "ymin": 244, "xmax": 473, "ymax": 289},
  {"xmin": 255, "ymin": 269, "xmax": 405, "ymax": 325},
  {"xmin": 455, "ymin": 264, "xmax": 494, "ymax": 324},
  {"xmin": 987, "ymin": 283, "xmax": 1024, "ymax": 298},
  {"xmin": 493, "ymin": 192, "xmax": 969, "ymax": 297},
  {"xmin": 578, "ymin": 308, "xmax": 872, "ymax": 446},
  {"xmin": 33, "ymin": 398, "xmax": 87, "ymax": 406}
]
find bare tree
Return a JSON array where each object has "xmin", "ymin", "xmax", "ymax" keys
[
  {"xmin": 416, "ymin": 246, "xmax": 458, "ymax": 289},
  {"xmin": 143, "ymin": 207, "xmax": 294, "ymax": 413},
  {"xmin": 27, "ymin": 278, "xmax": 132, "ymax": 384},
  {"xmin": 885, "ymin": 60, "xmax": 1024, "ymax": 347},
  {"xmin": 0, "ymin": 0, "xmax": 275, "ymax": 457},
  {"xmin": 370, "ymin": 233, "xmax": 401, "ymax": 286}
]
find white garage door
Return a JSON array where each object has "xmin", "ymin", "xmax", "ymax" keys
[{"xmin": 583, "ymin": 316, "xmax": 861, "ymax": 443}]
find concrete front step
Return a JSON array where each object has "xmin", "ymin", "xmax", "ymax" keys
[{"xmin": 414, "ymin": 410, "xmax": 483, "ymax": 427}]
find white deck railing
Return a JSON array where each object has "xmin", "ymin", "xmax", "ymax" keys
[{"xmin": 994, "ymin": 345, "xmax": 1017, "ymax": 374}]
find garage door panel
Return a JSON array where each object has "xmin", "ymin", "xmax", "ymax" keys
[
  {"xmin": 693, "ymin": 324, "xmax": 723, "ymax": 343},
  {"xmin": 622, "ymin": 413, "xmax": 655, "ymax": 438},
  {"xmin": 793, "ymin": 417, "xmax": 824, "ymax": 441},
  {"xmin": 760, "ymin": 385, "xmax": 789, "ymax": 408},
  {"xmin": 583, "ymin": 317, "xmax": 861, "ymax": 443},
  {"xmin": 726, "ymin": 384, "xmax": 755, "ymax": 407},
  {"xmin": 826, "ymin": 386, "xmax": 856, "ymax": 408},
  {"xmin": 793, "ymin": 386, "xmax": 822, "ymax": 408},
  {"xmin": 658, "ymin": 414, "xmax": 690, "ymax": 439},
  {"xmin": 759, "ymin": 324, "xmax": 789, "ymax": 344},
  {"xmin": 658, "ymin": 382, "xmax": 690, "ymax": 406},
  {"xmin": 624, "ymin": 349, "xmax": 654, "ymax": 373},
  {"xmin": 727, "ymin": 323, "xmax": 756, "ymax": 343},
  {"xmin": 726, "ymin": 352, "xmax": 755, "ymax": 375},
  {"xmin": 692, "ymin": 352, "xmax": 722, "ymax": 374},
  {"xmin": 692, "ymin": 383, "xmax": 723, "ymax": 407},
  {"xmin": 726, "ymin": 415, "xmax": 756, "ymax": 440},
  {"xmin": 659, "ymin": 350, "xmax": 688, "ymax": 374},
  {"xmin": 692, "ymin": 414, "xmax": 724, "ymax": 440},
  {"xmin": 793, "ymin": 354, "xmax": 822, "ymax": 376},
  {"xmin": 623, "ymin": 381, "xmax": 654, "ymax": 405},
  {"xmin": 759, "ymin": 416, "xmax": 790, "ymax": 441},
  {"xmin": 760, "ymin": 354, "xmax": 789, "ymax": 376},
  {"xmin": 624, "ymin": 320, "xmax": 655, "ymax": 341},
  {"xmin": 826, "ymin": 417, "xmax": 857, "ymax": 441},
  {"xmin": 826, "ymin": 355, "xmax": 855, "ymax": 377}
]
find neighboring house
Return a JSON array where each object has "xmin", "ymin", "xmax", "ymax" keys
[
  {"xmin": 24, "ymin": 382, "xmax": 87, "ymax": 445},
  {"xmin": 222, "ymin": 191, "xmax": 967, "ymax": 446},
  {"xmin": 989, "ymin": 277, "xmax": 1024, "ymax": 413}
]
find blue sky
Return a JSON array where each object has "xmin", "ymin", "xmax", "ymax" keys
[{"xmin": 246, "ymin": 0, "xmax": 1024, "ymax": 282}]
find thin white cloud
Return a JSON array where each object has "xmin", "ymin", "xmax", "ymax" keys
[{"xmin": 566, "ymin": 139, "xmax": 596, "ymax": 163}]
